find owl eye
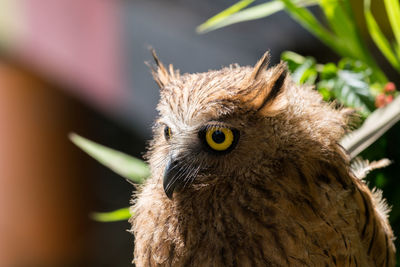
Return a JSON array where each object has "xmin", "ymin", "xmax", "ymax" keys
[
  {"xmin": 164, "ymin": 126, "xmax": 172, "ymax": 140},
  {"xmin": 199, "ymin": 126, "xmax": 239, "ymax": 154}
]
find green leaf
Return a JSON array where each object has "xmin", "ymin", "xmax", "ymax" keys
[
  {"xmin": 317, "ymin": 82, "xmax": 334, "ymax": 101},
  {"xmin": 338, "ymin": 58, "xmax": 370, "ymax": 73},
  {"xmin": 281, "ymin": 50, "xmax": 307, "ymax": 72},
  {"xmin": 279, "ymin": 0, "xmax": 344, "ymax": 55},
  {"xmin": 282, "ymin": 52, "xmax": 377, "ymax": 113},
  {"xmin": 395, "ymin": 43, "xmax": 400, "ymax": 60},
  {"xmin": 197, "ymin": 0, "xmax": 319, "ymax": 34},
  {"xmin": 282, "ymin": 51, "xmax": 320, "ymax": 84},
  {"xmin": 69, "ymin": 133, "xmax": 150, "ymax": 183},
  {"xmin": 364, "ymin": 0, "xmax": 400, "ymax": 72},
  {"xmin": 291, "ymin": 57, "xmax": 316, "ymax": 84},
  {"xmin": 384, "ymin": 0, "xmax": 400, "ymax": 48},
  {"xmin": 196, "ymin": 0, "xmax": 255, "ymax": 33},
  {"xmin": 320, "ymin": 63, "xmax": 337, "ymax": 80},
  {"xmin": 281, "ymin": 0, "xmax": 387, "ymax": 84},
  {"xmin": 312, "ymin": 58, "xmax": 375, "ymax": 116},
  {"xmin": 319, "ymin": 0, "xmax": 361, "ymax": 58},
  {"xmin": 319, "ymin": 0, "xmax": 387, "ymax": 84},
  {"xmin": 281, "ymin": 50, "xmax": 307, "ymax": 64},
  {"xmin": 91, "ymin": 207, "xmax": 131, "ymax": 222},
  {"xmin": 301, "ymin": 68, "xmax": 318, "ymax": 84},
  {"xmin": 332, "ymin": 70, "xmax": 374, "ymax": 116}
]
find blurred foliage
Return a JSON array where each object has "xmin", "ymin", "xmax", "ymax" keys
[
  {"xmin": 281, "ymin": 51, "xmax": 378, "ymax": 117},
  {"xmin": 69, "ymin": 133, "xmax": 149, "ymax": 184},
  {"xmin": 364, "ymin": 0, "xmax": 400, "ymax": 72},
  {"xmin": 90, "ymin": 207, "xmax": 131, "ymax": 222},
  {"xmin": 196, "ymin": 0, "xmax": 318, "ymax": 33},
  {"xmin": 198, "ymin": 0, "xmax": 400, "ymax": 83},
  {"xmin": 70, "ymin": 133, "xmax": 148, "ymax": 222}
]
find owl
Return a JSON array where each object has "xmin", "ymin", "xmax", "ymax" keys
[{"xmin": 130, "ymin": 51, "xmax": 396, "ymax": 266}]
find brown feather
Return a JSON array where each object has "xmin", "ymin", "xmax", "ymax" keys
[
  {"xmin": 250, "ymin": 51, "xmax": 270, "ymax": 81},
  {"xmin": 149, "ymin": 49, "xmax": 176, "ymax": 88}
]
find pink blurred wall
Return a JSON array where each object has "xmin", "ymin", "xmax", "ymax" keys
[{"xmin": 1, "ymin": 0, "xmax": 127, "ymax": 112}]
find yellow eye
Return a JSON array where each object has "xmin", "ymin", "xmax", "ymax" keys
[
  {"xmin": 164, "ymin": 126, "xmax": 172, "ymax": 140},
  {"xmin": 200, "ymin": 126, "xmax": 239, "ymax": 153}
]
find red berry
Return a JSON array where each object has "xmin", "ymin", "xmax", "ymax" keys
[
  {"xmin": 375, "ymin": 93, "xmax": 386, "ymax": 108},
  {"xmin": 386, "ymin": 94, "xmax": 394, "ymax": 103},
  {"xmin": 384, "ymin": 82, "xmax": 396, "ymax": 93}
]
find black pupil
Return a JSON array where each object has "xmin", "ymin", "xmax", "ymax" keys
[
  {"xmin": 164, "ymin": 126, "xmax": 170, "ymax": 139},
  {"xmin": 212, "ymin": 130, "xmax": 225, "ymax": 144}
]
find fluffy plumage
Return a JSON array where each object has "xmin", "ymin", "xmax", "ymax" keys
[{"xmin": 130, "ymin": 51, "xmax": 396, "ymax": 266}]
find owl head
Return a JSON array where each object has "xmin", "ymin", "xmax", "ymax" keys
[{"xmin": 147, "ymin": 50, "xmax": 351, "ymax": 199}]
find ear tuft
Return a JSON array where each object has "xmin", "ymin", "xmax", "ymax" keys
[
  {"xmin": 150, "ymin": 48, "xmax": 162, "ymax": 69},
  {"xmin": 256, "ymin": 61, "xmax": 288, "ymax": 115},
  {"xmin": 250, "ymin": 51, "xmax": 270, "ymax": 81},
  {"xmin": 148, "ymin": 48, "xmax": 176, "ymax": 88},
  {"xmin": 260, "ymin": 61, "xmax": 287, "ymax": 107},
  {"xmin": 238, "ymin": 60, "xmax": 289, "ymax": 116}
]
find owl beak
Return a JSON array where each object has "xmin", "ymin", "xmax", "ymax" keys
[{"xmin": 163, "ymin": 158, "xmax": 181, "ymax": 199}]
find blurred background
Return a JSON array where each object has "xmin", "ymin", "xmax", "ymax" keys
[{"xmin": 0, "ymin": 0, "xmax": 398, "ymax": 266}]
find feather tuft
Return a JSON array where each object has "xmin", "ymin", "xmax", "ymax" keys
[{"xmin": 350, "ymin": 157, "xmax": 391, "ymax": 180}]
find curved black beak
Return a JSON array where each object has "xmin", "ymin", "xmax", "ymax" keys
[{"xmin": 163, "ymin": 158, "xmax": 181, "ymax": 199}]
